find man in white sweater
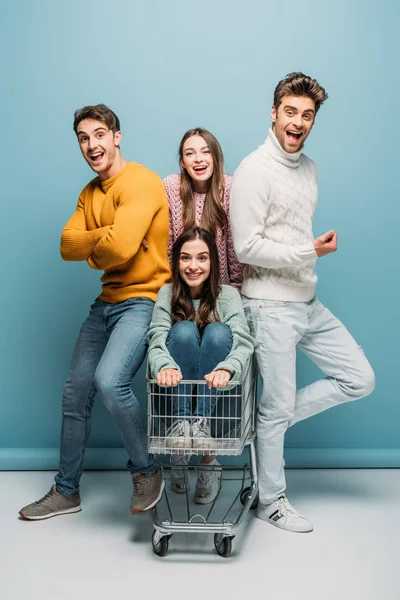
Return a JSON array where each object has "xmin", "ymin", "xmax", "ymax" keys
[{"xmin": 230, "ymin": 72, "xmax": 375, "ymax": 533}]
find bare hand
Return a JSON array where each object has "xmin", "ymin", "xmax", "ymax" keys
[
  {"xmin": 313, "ymin": 230, "xmax": 337, "ymax": 257},
  {"xmin": 141, "ymin": 238, "xmax": 149, "ymax": 251},
  {"xmin": 204, "ymin": 369, "xmax": 231, "ymax": 389},
  {"xmin": 156, "ymin": 368, "xmax": 182, "ymax": 387}
]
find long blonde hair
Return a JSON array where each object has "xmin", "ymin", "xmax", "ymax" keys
[{"xmin": 178, "ymin": 128, "xmax": 228, "ymax": 237}]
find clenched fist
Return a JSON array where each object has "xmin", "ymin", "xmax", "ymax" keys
[{"xmin": 313, "ymin": 230, "xmax": 337, "ymax": 257}]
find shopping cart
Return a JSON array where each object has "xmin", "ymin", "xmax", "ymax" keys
[{"xmin": 147, "ymin": 357, "xmax": 258, "ymax": 557}]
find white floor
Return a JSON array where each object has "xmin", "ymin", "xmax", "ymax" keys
[{"xmin": 2, "ymin": 469, "xmax": 398, "ymax": 600}]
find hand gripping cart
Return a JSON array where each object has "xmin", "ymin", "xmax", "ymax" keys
[{"xmin": 147, "ymin": 357, "xmax": 258, "ymax": 557}]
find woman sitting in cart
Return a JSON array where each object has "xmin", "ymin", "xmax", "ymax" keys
[{"xmin": 148, "ymin": 227, "xmax": 254, "ymax": 504}]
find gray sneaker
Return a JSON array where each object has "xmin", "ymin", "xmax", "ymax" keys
[
  {"xmin": 131, "ymin": 470, "xmax": 165, "ymax": 514},
  {"xmin": 194, "ymin": 460, "xmax": 221, "ymax": 505},
  {"xmin": 19, "ymin": 485, "xmax": 81, "ymax": 520},
  {"xmin": 170, "ymin": 454, "xmax": 190, "ymax": 493}
]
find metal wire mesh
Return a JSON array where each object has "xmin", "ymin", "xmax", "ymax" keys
[{"xmin": 147, "ymin": 359, "xmax": 257, "ymax": 456}]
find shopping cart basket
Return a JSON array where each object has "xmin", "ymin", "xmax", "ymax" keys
[{"xmin": 147, "ymin": 357, "xmax": 258, "ymax": 557}]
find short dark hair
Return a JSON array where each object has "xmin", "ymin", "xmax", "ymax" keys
[
  {"xmin": 273, "ymin": 72, "xmax": 328, "ymax": 114},
  {"xmin": 73, "ymin": 104, "xmax": 120, "ymax": 134}
]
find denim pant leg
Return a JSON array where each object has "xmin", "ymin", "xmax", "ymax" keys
[
  {"xmin": 242, "ymin": 297, "xmax": 304, "ymax": 505},
  {"xmin": 195, "ymin": 322, "xmax": 232, "ymax": 417},
  {"xmin": 55, "ymin": 300, "xmax": 108, "ymax": 496},
  {"xmin": 93, "ymin": 298, "xmax": 156, "ymax": 475},
  {"xmin": 166, "ymin": 321, "xmax": 200, "ymax": 417}
]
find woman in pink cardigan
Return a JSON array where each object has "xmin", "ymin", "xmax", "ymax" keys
[{"xmin": 163, "ymin": 127, "xmax": 243, "ymax": 290}]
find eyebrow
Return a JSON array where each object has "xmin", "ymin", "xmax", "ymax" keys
[
  {"xmin": 180, "ymin": 251, "xmax": 210, "ymax": 257},
  {"xmin": 77, "ymin": 127, "xmax": 108, "ymax": 136},
  {"xmin": 284, "ymin": 105, "xmax": 315, "ymax": 115},
  {"xmin": 183, "ymin": 146, "xmax": 209, "ymax": 152}
]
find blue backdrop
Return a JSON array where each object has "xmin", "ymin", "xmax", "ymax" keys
[{"xmin": 1, "ymin": 0, "xmax": 398, "ymax": 469}]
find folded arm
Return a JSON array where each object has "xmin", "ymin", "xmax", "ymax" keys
[
  {"xmin": 60, "ymin": 197, "xmax": 110, "ymax": 261},
  {"xmin": 88, "ymin": 179, "xmax": 165, "ymax": 271}
]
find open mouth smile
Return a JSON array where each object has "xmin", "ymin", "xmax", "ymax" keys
[
  {"xmin": 89, "ymin": 151, "xmax": 104, "ymax": 164},
  {"xmin": 286, "ymin": 130, "xmax": 303, "ymax": 143},
  {"xmin": 193, "ymin": 165, "xmax": 208, "ymax": 175}
]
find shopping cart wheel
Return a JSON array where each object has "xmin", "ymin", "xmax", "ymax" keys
[
  {"xmin": 240, "ymin": 487, "xmax": 258, "ymax": 510},
  {"xmin": 152, "ymin": 531, "xmax": 171, "ymax": 557},
  {"xmin": 214, "ymin": 534, "xmax": 233, "ymax": 558}
]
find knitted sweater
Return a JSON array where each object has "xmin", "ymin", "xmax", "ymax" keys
[
  {"xmin": 163, "ymin": 174, "xmax": 243, "ymax": 289},
  {"xmin": 230, "ymin": 128, "xmax": 319, "ymax": 302},
  {"xmin": 148, "ymin": 284, "xmax": 254, "ymax": 382},
  {"xmin": 61, "ymin": 163, "xmax": 171, "ymax": 303}
]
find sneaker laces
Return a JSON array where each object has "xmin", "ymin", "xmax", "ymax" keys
[
  {"xmin": 192, "ymin": 418, "xmax": 209, "ymax": 437},
  {"xmin": 34, "ymin": 486, "xmax": 58, "ymax": 506},
  {"xmin": 167, "ymin": 420, "xmax": 190, "ymax": 437},
  {"xmin": 276, "ymin": 496, "xmax": 300, "ymax": 523},
  {"xmin": 132, "ymin": 474, "xmax": 154, "ymax": 497}
]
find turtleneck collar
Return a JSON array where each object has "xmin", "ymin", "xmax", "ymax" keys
[{"xmin": 263, "ymin": 127, "xmax": 303, "ymax": 169}]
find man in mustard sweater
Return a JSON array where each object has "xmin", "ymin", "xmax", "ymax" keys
[{"xmin": 20, "ymin": 104, "xmax": 171, "ymax": 520}]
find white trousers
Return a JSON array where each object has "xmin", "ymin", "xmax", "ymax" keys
[{"xmin": 242, "ymin": 296, "xmax": 375, "ymax": 505}]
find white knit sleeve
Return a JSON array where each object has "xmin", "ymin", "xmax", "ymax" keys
[{"xmin": 230, "ymin": 165, "xmax": 317, "ymax": 269}]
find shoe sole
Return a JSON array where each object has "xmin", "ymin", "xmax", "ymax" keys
[
  {"xmin": 19, "ymin": 506, "xmax": 82, "ymax": 521},
  {"xmin": 256, "ymin": 512, "xmax": 314, "ymax": 533},
  {"xmin": 194, "ymin": 489, "xmax": 219, "ymax": 505},
  {"xmin": 131, "ymin": 479, "xmax": 165, "ymax": 514},
  {"xmin": 171, "ymin": 483, "xmax": 190, "ymax": 494},
  {"xmin": 166, "ymin": 439, "xmax": 192, "ymax": 449}
]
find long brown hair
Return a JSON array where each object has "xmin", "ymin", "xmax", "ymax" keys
[
  {"xmin": 178, "ymin": 128, "xmax": 228, "ymax": 237},
  {"xmin": 171, "ymin": 228, "xmax": 221, "ymax": 331}
]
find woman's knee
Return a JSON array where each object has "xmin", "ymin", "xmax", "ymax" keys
[
  {"xmin": 168, "ymin": 320, "xmax": 199, "ymax": 346},
  {"xmin": 202, "ymin": 322, "xmax": 231, "ymax": 345}
]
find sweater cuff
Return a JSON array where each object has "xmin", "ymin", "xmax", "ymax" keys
[
  {"xmin": 214, "ymin": 361, "xmax": 236, "ymax": 378},
  {"xmin": 151, "ymin": 361, "xmax": 181, "ymax": 379},
  {"xmin": 298, "ymin": 243, "xmax": 318, "ymax": 261}
]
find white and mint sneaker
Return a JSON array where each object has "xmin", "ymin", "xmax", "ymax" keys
[
  {"xmin": 257, "ymin": 496, "xmax": 313, "ymax": 533},
  {"xmin": 191, "ymin": 418, "xmax": 212, "ymax": 450},
  {"xmin": 166, "ymin": 420, "xmax": 192, "ymax": 449}
]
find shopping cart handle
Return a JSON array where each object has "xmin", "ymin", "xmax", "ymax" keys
[{"xmin": 147, "ymin": 379, "xmax": 241, "ymax": 386}]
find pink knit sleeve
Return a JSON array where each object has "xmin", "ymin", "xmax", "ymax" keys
[
  {"xmin": 163, "ymin": 174, "xmax": 183, "ymax": 265},
  {"xmin": 224, "ymin": 175, "xmax": 244, "ymax": 290}
]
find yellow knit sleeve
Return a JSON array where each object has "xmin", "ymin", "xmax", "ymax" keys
[
  {"xmin": 61, "ymin": 195, "xmax": 110, "ymax": 261},
  {"xmin": 87, "ymin": 171, "xmax": 167, "ymax": 271}
]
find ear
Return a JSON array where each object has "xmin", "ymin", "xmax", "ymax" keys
[
  {"xmin": 270, "ymin": 105, "xmax": 277, "ymax": 124},
  {"xmin": 114, "ymin": 130, "xmax": 122, "ymax": 148}
]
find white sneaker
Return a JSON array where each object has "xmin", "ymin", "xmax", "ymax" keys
[
  {"xmin": 194, "ymin": 459, "xmax": 221, "ymax": 504},
  {"xmin": 166, "ymin": 420, "xmax": 192, "ymax": 449},
  {"xmin": 191, "ymin": 418, "xmax": 212, "ymax": 450},
  {"xmin": 257, "ymin": 496, "xmax": 314, "ymax": 533},
  {"xmin": 170, "ymin": 455, "xmax": 190, "ymax": 493}
]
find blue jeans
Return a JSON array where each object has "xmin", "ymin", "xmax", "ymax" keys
[
  {"xmin": 55, "ymin": 297, "xmax": 156, "ymax": 496},
  {"xmin": 166, "ymin": 321, "xmax": 232, "ymax": 417}
]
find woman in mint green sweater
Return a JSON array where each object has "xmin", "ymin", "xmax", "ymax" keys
[{"xmin": 148, "ymin": 227, "xmax": 254, "ymax": 503}]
